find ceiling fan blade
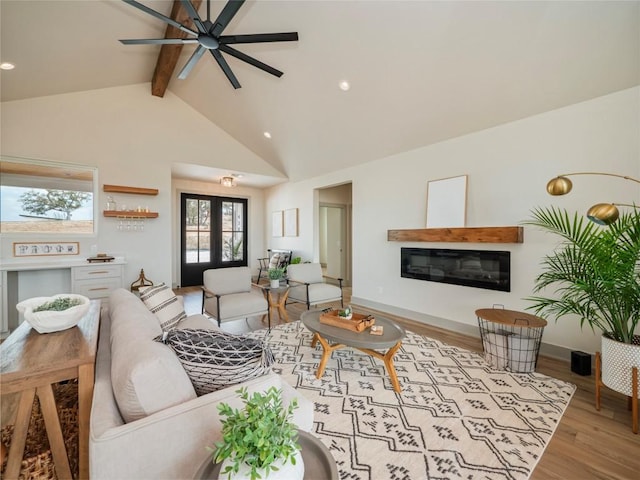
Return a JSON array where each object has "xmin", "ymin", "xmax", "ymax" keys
[
  {"xmin": 120, "ymin": 38, "xmax": 198, "ymax": 45},
  {"xmin": 122, "ymin": 0, "xmax": 198, "ymax": 37},
  {"xmin": 211, "ymin": 49, "xmax": 241, "ymax": 89},
  {"xmin": 177, "ymin": 45, "xmax": 207, "ymax": 80},
  {"xmin": 179, "ymin": 0, "xmax": 207, "ymax": 34},
  {"xmin": 210, "ymin": 0, "xmax": 245, "ymax": 37},
  {"xmin": 218, "ymin": 44, "xmax": 283, "ymax": 78},
  {"xmin": 219, "ymin": 32, "xmax": 299, "ymax": 44}
]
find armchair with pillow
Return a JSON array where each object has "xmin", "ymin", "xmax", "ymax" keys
[
  {"xmin": 286, "ymin": 263, "xmax": 344, "ymax": 310},
  {"xmin": 201, "ymin": 266, "xmax": 271, "ymax": 328},
  {"xmin": 256, "ymin": 249, "xmax": 293, "ymax": 284}
]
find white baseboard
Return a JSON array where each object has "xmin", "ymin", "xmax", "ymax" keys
[{"xmin": 351, "ymin": 296, "xmax": 573, "ymax": 362}]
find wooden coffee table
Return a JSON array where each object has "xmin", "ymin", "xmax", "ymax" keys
[{"xmin": 301, "ymin": 310, "xmax": 406, "ymax": 392}]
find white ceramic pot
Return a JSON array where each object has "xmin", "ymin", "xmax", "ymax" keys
[
  {"xmin": 218, "ymin": 450, "xmax": 304, "ymax": 480},
  {"xmin": 270, "ymin": 279, "xmax": 281, "ymax": 288},
  {"xmin": 601, "ymin": 334, "xmax": 640, "ymax": 398},
  {"xmin": 16, "ymin": 294, "xmax": 91, "ymax": 334}
]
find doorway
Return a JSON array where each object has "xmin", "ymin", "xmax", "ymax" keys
[
  {"xmin": 318, "ymin": 183, "xmax": 352, "ymax": 286},
  {"xmin": 180, "ymin": 193, "xmax": 248, "ymax": 287}
]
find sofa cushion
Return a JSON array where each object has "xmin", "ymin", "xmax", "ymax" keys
[
  {"xmin": 111, "ymin": 340, "xmax": 197, "ymax": 423},
  {"xmin": 159, "ymin": 329, "xmax": 274, "ymax": 396},
  {"xmin": 139, "ymin": 283, "xmax": 186, "ymax": 331}
]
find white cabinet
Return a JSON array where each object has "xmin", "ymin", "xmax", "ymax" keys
[
  {"xmin": 1, "ymin": 259, "xmax": 126, "ymax": 337},
  {"xmin": 72, "ymin": 264, "xmax": 125, "ymax": 300}
]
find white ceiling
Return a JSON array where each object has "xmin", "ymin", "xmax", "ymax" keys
[{"xmin": 2, "ymin": 1, "xmax": 639, "ymax": 187}]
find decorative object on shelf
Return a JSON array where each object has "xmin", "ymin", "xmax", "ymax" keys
[
  {"xmin": 13, "ymin": 241, "xmax": 79, "ymax": 257},
  {"xmin": 16, "ymin": 294, "xmax": 90, "ymax": 333},
  {"xmin": 426, "ymin": 174, "xmax": 468, "ymax": 228},
  {"xmin": 272, "ymin": 211, "xmax": 283, "ymax": 237},
  {"xmin": 220, "ymin": 176, "xmax": 235, "ymax": 188},
  {"xmin": 103, "ymin": 184, "xmax": 158, "ymax": 231},
  {"xmin": 284, "ymin": 208, "xmax": 298, "ymax": 237},
  {"xmin": 546, "ymin": 172, "xmax": 639, "ymax": 225},
  {"xmin": 212, "ymin": 386, "xmax": 303, "ymax": 480},
  {"xmin": 268, "ymin": 267, "xmax": 285, "ymax": 288},
  {"xmin": 387, "ymin": 226, "xmax": 524, "ymax": 243},
  {"xmin": 524, "ymin": 206, "xmax": 639, "ymax": 432},
  {"xmin": 130, "ymin": 269, "xmax": 154, "ymax": 293},
  {"xmin": 87, "ymin": 253, "xmax": 115, "ymax": 263}
]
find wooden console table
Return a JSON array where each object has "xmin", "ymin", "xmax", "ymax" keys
[{"xmin": 1, "ymin": 300, "xmax": 100, "ymax": 479}]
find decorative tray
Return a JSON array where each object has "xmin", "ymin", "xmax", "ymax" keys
[
  {"xmin": 86, "ymin": 256, "xmax": 115, "ymax": 263},
  {"xmin": 319, "ymin": 310, "xmax": 375, "ymax": 332}
]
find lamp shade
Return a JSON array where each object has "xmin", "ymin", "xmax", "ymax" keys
[
  {"xmin": 586, "ymin": 203, "xmax": 620, "ymax": 226},
  {"xmin": 546, "ymin": 176, "xmax": 573, "ymax": 196}
]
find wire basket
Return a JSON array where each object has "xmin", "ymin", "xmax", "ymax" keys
[{"xmin": 477, "ymin": 308, "xmax": 547, "ymax": 373}]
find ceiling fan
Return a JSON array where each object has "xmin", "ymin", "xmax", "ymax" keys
[{"xmin": 120, "ymin": 0, "xmax": 298, "ymax": 89}]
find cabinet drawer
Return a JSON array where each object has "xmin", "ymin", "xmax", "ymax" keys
[
  {"xmin": 74, "ymin": 277, "xmax": 123, "ymax": 299},
  {"xmin": 73, "ymin": 264, "xmax": 122, "ymax": 280}
]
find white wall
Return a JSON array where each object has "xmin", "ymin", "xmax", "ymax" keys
[
  {"xmin": 1, "ymin": 84, "xmax": 272, "ymax": 286},
  {"xmin": 265, "ymin": 87, "xmax": 640, "ymax": 356}
]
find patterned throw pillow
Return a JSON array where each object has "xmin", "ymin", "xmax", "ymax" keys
[
  {"xmin": 159, "ymin": 329, "xmax": 275, "ymax": 395},
  {"xmin": 139, "ymin": 283, "xmax": 186, "ymax": 331},
  {"xmin": 268, "ymin": 253, "xmax": 281, "ymax": 269}
]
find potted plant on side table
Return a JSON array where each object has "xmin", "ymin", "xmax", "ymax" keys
[
  {"xmin": 268, "ymin": 267, "xmax": 285, "ymax": 289},
  {"xmin": 525, "ymin": 206, "xmax": 640, "ymax": 432},
  {"xmin": 212, "ymin": 386, "xmax": 303, "ymax": 480}
]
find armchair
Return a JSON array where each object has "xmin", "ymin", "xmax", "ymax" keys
[
  {"xmin": 256, "ymin": 249, "xmax": 293, "ymax": 284},
  {"xmin": 286, "ymin": 263, "xmax": 344, "ymax": 310},
  {"xmin": 202, "ymin": 267, "xmax": 271, "ymax": 328}
]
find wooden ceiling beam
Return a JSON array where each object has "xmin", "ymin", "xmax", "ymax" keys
[{"xmin": 151, "ymin": 0, "xmax": 203, "ymax": 97}]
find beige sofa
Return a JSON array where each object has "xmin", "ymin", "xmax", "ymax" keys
[{"xmin": 89, "ymin": 288, "xmax": 313, "ymax": 480}]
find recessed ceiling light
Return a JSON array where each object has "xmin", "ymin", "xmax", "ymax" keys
[
  {"xmin": 263, "ymin": 131, "xmax": 272, "ymax": 139},
  {"xmin": 0, "ymin": 62, "xmax": 15, "ymax": 70},
  {"xmin": 231, "ymin": 173, "xmax": 244, "ymax": 178},
  {"xmin": 339, "ymin": 80, "xmax": 350, "ymax": 91}
]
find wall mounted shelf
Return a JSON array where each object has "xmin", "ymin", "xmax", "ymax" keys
[
  {"xmin": 103, "ymin": 184, "xmax": 158, "ymax": 196},
  {"xmin": 103, "ymin": 210, "xmax": 158, "ymax": 219},
  {"xmin": 387, "ymin": 226, "xmax": 524, "ymax": 244}
]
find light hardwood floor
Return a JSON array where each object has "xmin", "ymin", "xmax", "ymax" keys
[{"xmin": 181, "ymin": 285, "xmax": 640, "ymax": 480}]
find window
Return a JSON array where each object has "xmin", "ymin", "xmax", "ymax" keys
[{"xmin": 0, "ymin": 157, "xmax": 96, "ymax": 235}]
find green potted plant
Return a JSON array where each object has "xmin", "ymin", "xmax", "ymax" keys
[
  {"xmin": 524, "ymin": 206, "xmax": 640, "ymax": 397},
  {"xmin": 212, "ymin": 387, "xmax": 303, "ymax": 480},
  {"xmin": 268, "ymin": 267, "xmax": 285, "ymax": 289}
]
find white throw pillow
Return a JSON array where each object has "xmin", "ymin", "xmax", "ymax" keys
[{"xmin": 139, "ymin": 283, "xmax": 186, "ymax": 331}]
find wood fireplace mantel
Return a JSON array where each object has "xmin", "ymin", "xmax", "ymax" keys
[{"xmin": 387, "ymin": 226, "xmax": 524, "ymax": 243}]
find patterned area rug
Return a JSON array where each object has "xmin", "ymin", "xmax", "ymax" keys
[{"xmin": 250, "ymin": 321, "xmax": 575, "ymax": 480}]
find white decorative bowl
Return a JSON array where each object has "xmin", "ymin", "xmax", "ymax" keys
[{"xmin": 16, "ymin": 294, "xmax": 91, "ymax": 334}]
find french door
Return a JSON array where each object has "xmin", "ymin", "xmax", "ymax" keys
[{"xmin": 180, "ymin": 193, "xmax": 248, "ymax": 287}]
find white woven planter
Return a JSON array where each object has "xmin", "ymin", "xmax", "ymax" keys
[{"xmin": 601, "ymin": 334, "xmax": 640, "ymax": 398}]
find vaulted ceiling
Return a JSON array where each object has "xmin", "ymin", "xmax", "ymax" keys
[{"xmin": 2, "ymin": 1, "xmax": 639, "ymax": 186}]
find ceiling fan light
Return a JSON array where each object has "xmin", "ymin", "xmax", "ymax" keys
[
  {"xmin": 546, "ymin": 176, "xmax": 573, "ymax": 196},
  {"xmin": 586, "ymin": 203, "xmax": 619, "ymax": 225},
  {"xmin": 221, "ymin": 176, "xmax": 235, "ymax": 187}
]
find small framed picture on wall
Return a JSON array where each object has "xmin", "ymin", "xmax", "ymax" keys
[
  {"xmin": 272, "ymin": 211, "xmax": 283, "ymax": 237},
  {"xmin": 284, "ymin": 208, "xmax": 298, "ymax": 237}
]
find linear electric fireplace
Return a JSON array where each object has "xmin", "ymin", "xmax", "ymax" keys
[{"xmin": 401, "ymin": 247, "xmax": 511, "ymax": 292}]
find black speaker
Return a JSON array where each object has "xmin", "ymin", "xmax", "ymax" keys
[{"xmin": 571, "ymin": 351, "xmax": 591, "ymax": 376}]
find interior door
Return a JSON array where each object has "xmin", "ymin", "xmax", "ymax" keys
[{"xmin": 321, "ymin": 205, "xmax": 346, "ymax": 280}]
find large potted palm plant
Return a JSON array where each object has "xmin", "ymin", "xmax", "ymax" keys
[{"xmin": 525, "ymin": 206, "xmax": 640, "ymax": 399}]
